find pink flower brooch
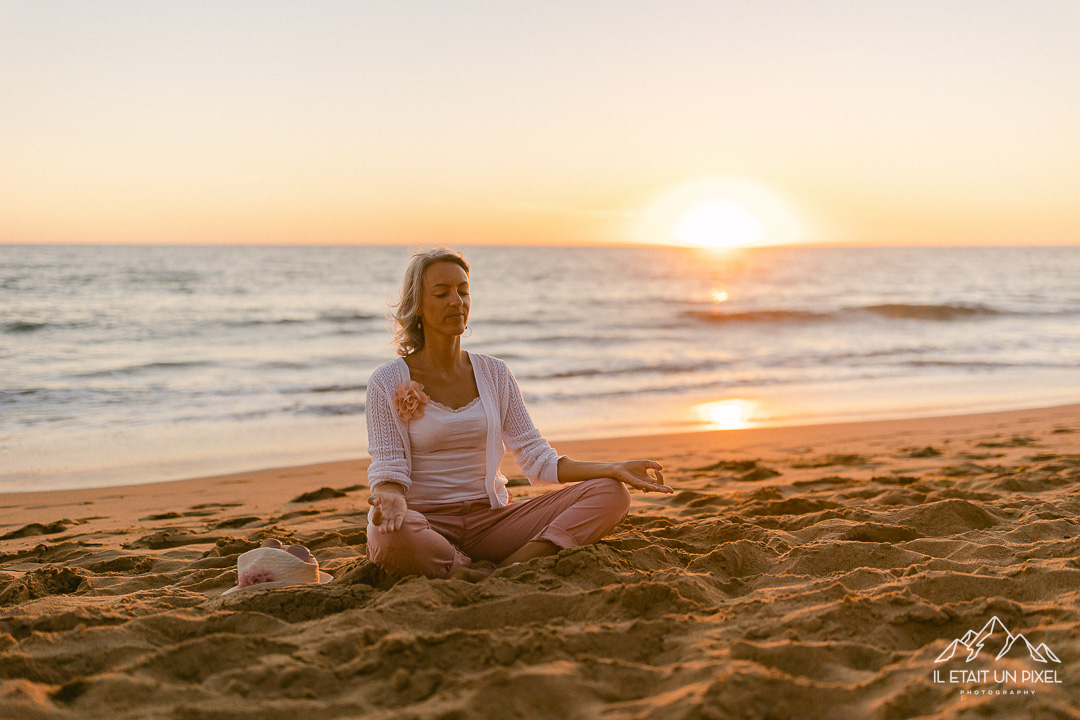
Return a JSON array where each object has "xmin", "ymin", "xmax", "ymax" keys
[{"xmin": 393, "ymin": 380, "xmax": 429, "ymax": 421}]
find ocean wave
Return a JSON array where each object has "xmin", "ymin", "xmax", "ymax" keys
[
  {"xmin": 527, "ymin": 378, "xmax": 759, "ymax": 402},
  {"xmin": 682, "ymin": 303, "xmax": 1005, "ymax": 325},
  {"xmin": 514, "ymin": 334, "xmax": 630, "ymax": 345},
  {"xmin": 0, "ymin": 388, "xmax": 44, "ymax": 401},
  {"xmin": 125, "ymin": 270, "xmax": 200, "ymax": 285},
  {"xmin": 318, "ymin": 310, "xmax": 381, "ymax": 323},
  {"xmin": 899, "ymin": 360, "xmax": 1076, "ymax": 369},
  {"xmin": 222, "ymin": 311, "xmax": 380, "ymax": 328},
  {"xmin": 525, "ymin": 368, "xmax": 921, "ymax": 403},
  {"xmin": 682, "ymin": 309, "xmax": 827, "ymax": 324},
  {"xmin": 3, "ymin": 321, "xmax": 52, "ymax": 333},
  {"xmin": 280, "ymin": 383, "xmax": 367, "ymax": 395},
  {"xmin": 299, "ymin": 403, "xmax": 365, "ymax": 416},
  {"xmin": 73, "ymin": 361, "xmax": 212, "ymax": 378},
  {"xmin": 225, "ymin": 318, "xmax": 307, "ymax": 327},
  {"xmin": 256, "ymin": 361, "xmax": 311, "ymax": 370},
  {"xmin": 862, "ymin": 303, "xmax": 1002, "ymax": 320},
  {"xmin": 1, "ymin": 320, "xmax": 95, "ymax": 333},
  {"xmin": 522, "ymin": 358, "xmax": 727, "ymax": 381},
  {"xmin": 2, "ymin": 319, "xmax": 108, "ymax": 334}
]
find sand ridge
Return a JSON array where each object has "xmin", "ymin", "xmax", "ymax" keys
[{"xmin": 1, "ymin": 404, "xmax": 1079, "ymax": 719}]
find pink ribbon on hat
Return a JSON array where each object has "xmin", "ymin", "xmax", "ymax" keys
[{"xmin": 222, "ymin": 538, "xmax": 332, "ymax": 596}]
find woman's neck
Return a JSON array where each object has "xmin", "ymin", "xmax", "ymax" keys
[{"xmin": 411, "ymin": 334, "xmax": 465, "ymax": 374}]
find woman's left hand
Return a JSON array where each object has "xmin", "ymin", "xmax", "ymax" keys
[{"xmin": 609, "ymin": 460, "xmax": 673, "ymax": 494}]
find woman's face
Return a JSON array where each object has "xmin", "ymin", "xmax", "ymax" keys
[{"xmin": 419, "ymin": 261, "xmax": 470, "ymax": 337}]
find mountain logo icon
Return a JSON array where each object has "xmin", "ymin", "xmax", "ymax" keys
[{"xmin": 935, "ymin": 616, "xmax": 1061, "ymax": 664}]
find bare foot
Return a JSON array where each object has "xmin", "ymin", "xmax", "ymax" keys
[
  {"xmin": 449, "ymin": 562, "xmax": 495, "ymax": 582},
  {"xmin": 498, "ymin": 540, "xmax": 560, "ymax": 567}
]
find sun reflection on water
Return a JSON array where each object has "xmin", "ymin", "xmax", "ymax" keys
[{"xmin": 697, "ymin": 398, "xmax": 756, "ymax": 430}]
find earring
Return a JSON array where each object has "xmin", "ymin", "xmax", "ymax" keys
[{"xmin": 417, "ymin": 318, "xmax": 422, "ymax": 328}]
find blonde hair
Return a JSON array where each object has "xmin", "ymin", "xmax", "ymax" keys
[{"xmin": 390, "ymin": 247, "xmax": 471, "ymax": 357}]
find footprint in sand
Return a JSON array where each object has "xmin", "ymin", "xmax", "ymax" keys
[{"xmin": 0, "ymin": 520, "xmax": 75, "ymax": 540}]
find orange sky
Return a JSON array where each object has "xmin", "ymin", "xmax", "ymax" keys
[{"xmin": 2, "ymin": 2, "xmax": 1078, "ymax": 247}]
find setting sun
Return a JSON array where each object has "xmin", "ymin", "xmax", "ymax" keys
[
  {"xmin": 637, "ymin": 176, "xmax": 804, "ymax": 249},
  {"xmin": 672, "ymin": 198, "xmax": 765, "ymax": 248}
]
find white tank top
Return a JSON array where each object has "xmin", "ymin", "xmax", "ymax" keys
[{"xmin": 406, "ymin": 394, "xmax": 489, "ymax": 504}]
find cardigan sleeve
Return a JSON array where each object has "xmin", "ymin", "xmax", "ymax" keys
[
  {"xmin": 500, "ymin": 360, "xmax": 566, "ymax": 485},
  {"xmin": 365, "ymin": 373, "xmax": 412, "ymax": 494}
]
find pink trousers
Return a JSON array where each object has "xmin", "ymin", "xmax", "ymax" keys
[{"xmin": 366, "ymin": 477, "xmax": 632, "ymax": 579}]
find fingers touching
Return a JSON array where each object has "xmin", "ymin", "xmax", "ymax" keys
[{"xmin": 626, "ymin": 459, "xmax": 673, "ymax": 494}]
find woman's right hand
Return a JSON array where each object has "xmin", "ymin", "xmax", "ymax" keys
[{"xmin": 368, "ymin": 489, "xmax": 408, "ymax": 533}]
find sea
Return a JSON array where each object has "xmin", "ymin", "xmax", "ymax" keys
[{"xmin": 2, "ymin": 244, "xmax": 1079, "ymax": 492}]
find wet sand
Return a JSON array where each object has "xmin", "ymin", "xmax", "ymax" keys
[{"xmin": 2, "ymin": 404, "xmax": 1079, "ymax": 719}]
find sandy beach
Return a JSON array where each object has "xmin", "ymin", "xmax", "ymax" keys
[{"xmin": 2, "ymin": 403, "xmax": 1079, "ymax": 719}]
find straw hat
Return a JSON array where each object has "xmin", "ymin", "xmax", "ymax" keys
[{"xmin": 222, "ymin": 539, "xmax": 332, "ymax": 595}]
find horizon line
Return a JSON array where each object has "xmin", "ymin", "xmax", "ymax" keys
[{"xmin": 2, "ymin": 241, "xmax": 1078, "ymax": 249}]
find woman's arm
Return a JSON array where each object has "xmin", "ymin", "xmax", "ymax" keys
[
  {"xmin": 365, "ymin": 376, "xmax": 413, "ymax": 493},
  {"xmin": 365, "ymin": 375, "xmax": 411, "ymax": 532},
  {"xmin": 500, "ymin": 363, "xmax": 568, "ymax": 485},
  {"xmin": 498, "ymin": 359, "xmax": 672, "ymax": 494},
  {"xmin": 554, "ymin": 457, "xmax": 673, "ymax": 494}
]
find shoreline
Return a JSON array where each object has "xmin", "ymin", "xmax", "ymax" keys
[
  {"xmin": 7, "ymin": 375, "xmax": 1079, "ymax": 495},
  {"xmin": 3, "ymin": 401, "xmax": 1077, "ymax": 516}
]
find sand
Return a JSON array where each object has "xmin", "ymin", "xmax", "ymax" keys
[{"xmin": 2, "ymin": 404, "xmax": 1079, "ymax": 719}]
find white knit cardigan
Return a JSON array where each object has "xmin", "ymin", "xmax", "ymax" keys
[{"xmin": 365, "ymin": 350, "xmax": 565, "ymax": 508}]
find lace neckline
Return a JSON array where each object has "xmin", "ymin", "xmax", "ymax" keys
[
  {"xmin": 401, "ymin": 353, "xmax": 481, "ymax": 414},
  {"xmin": 427, "ymin": 395, "xmax": 482, "ymax": 414}
]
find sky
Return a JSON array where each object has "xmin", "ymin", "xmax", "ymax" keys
[{"xmin": 2, "ymin": 1, "xmax": 1079, "ymax": 247}]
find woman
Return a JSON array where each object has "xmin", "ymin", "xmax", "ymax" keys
[{"xmin": 365, "ymin": 248, "xmax": 673, "ymax": 581}]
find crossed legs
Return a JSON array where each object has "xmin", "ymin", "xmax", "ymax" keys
[{"xmin": 366, "ymin": 477, "xmax": 632, "ymax": 579}]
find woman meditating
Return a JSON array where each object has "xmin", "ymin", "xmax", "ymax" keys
[{"xmin": 365, "ymin": 247, "xmax": 673, "ymax": 581}]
